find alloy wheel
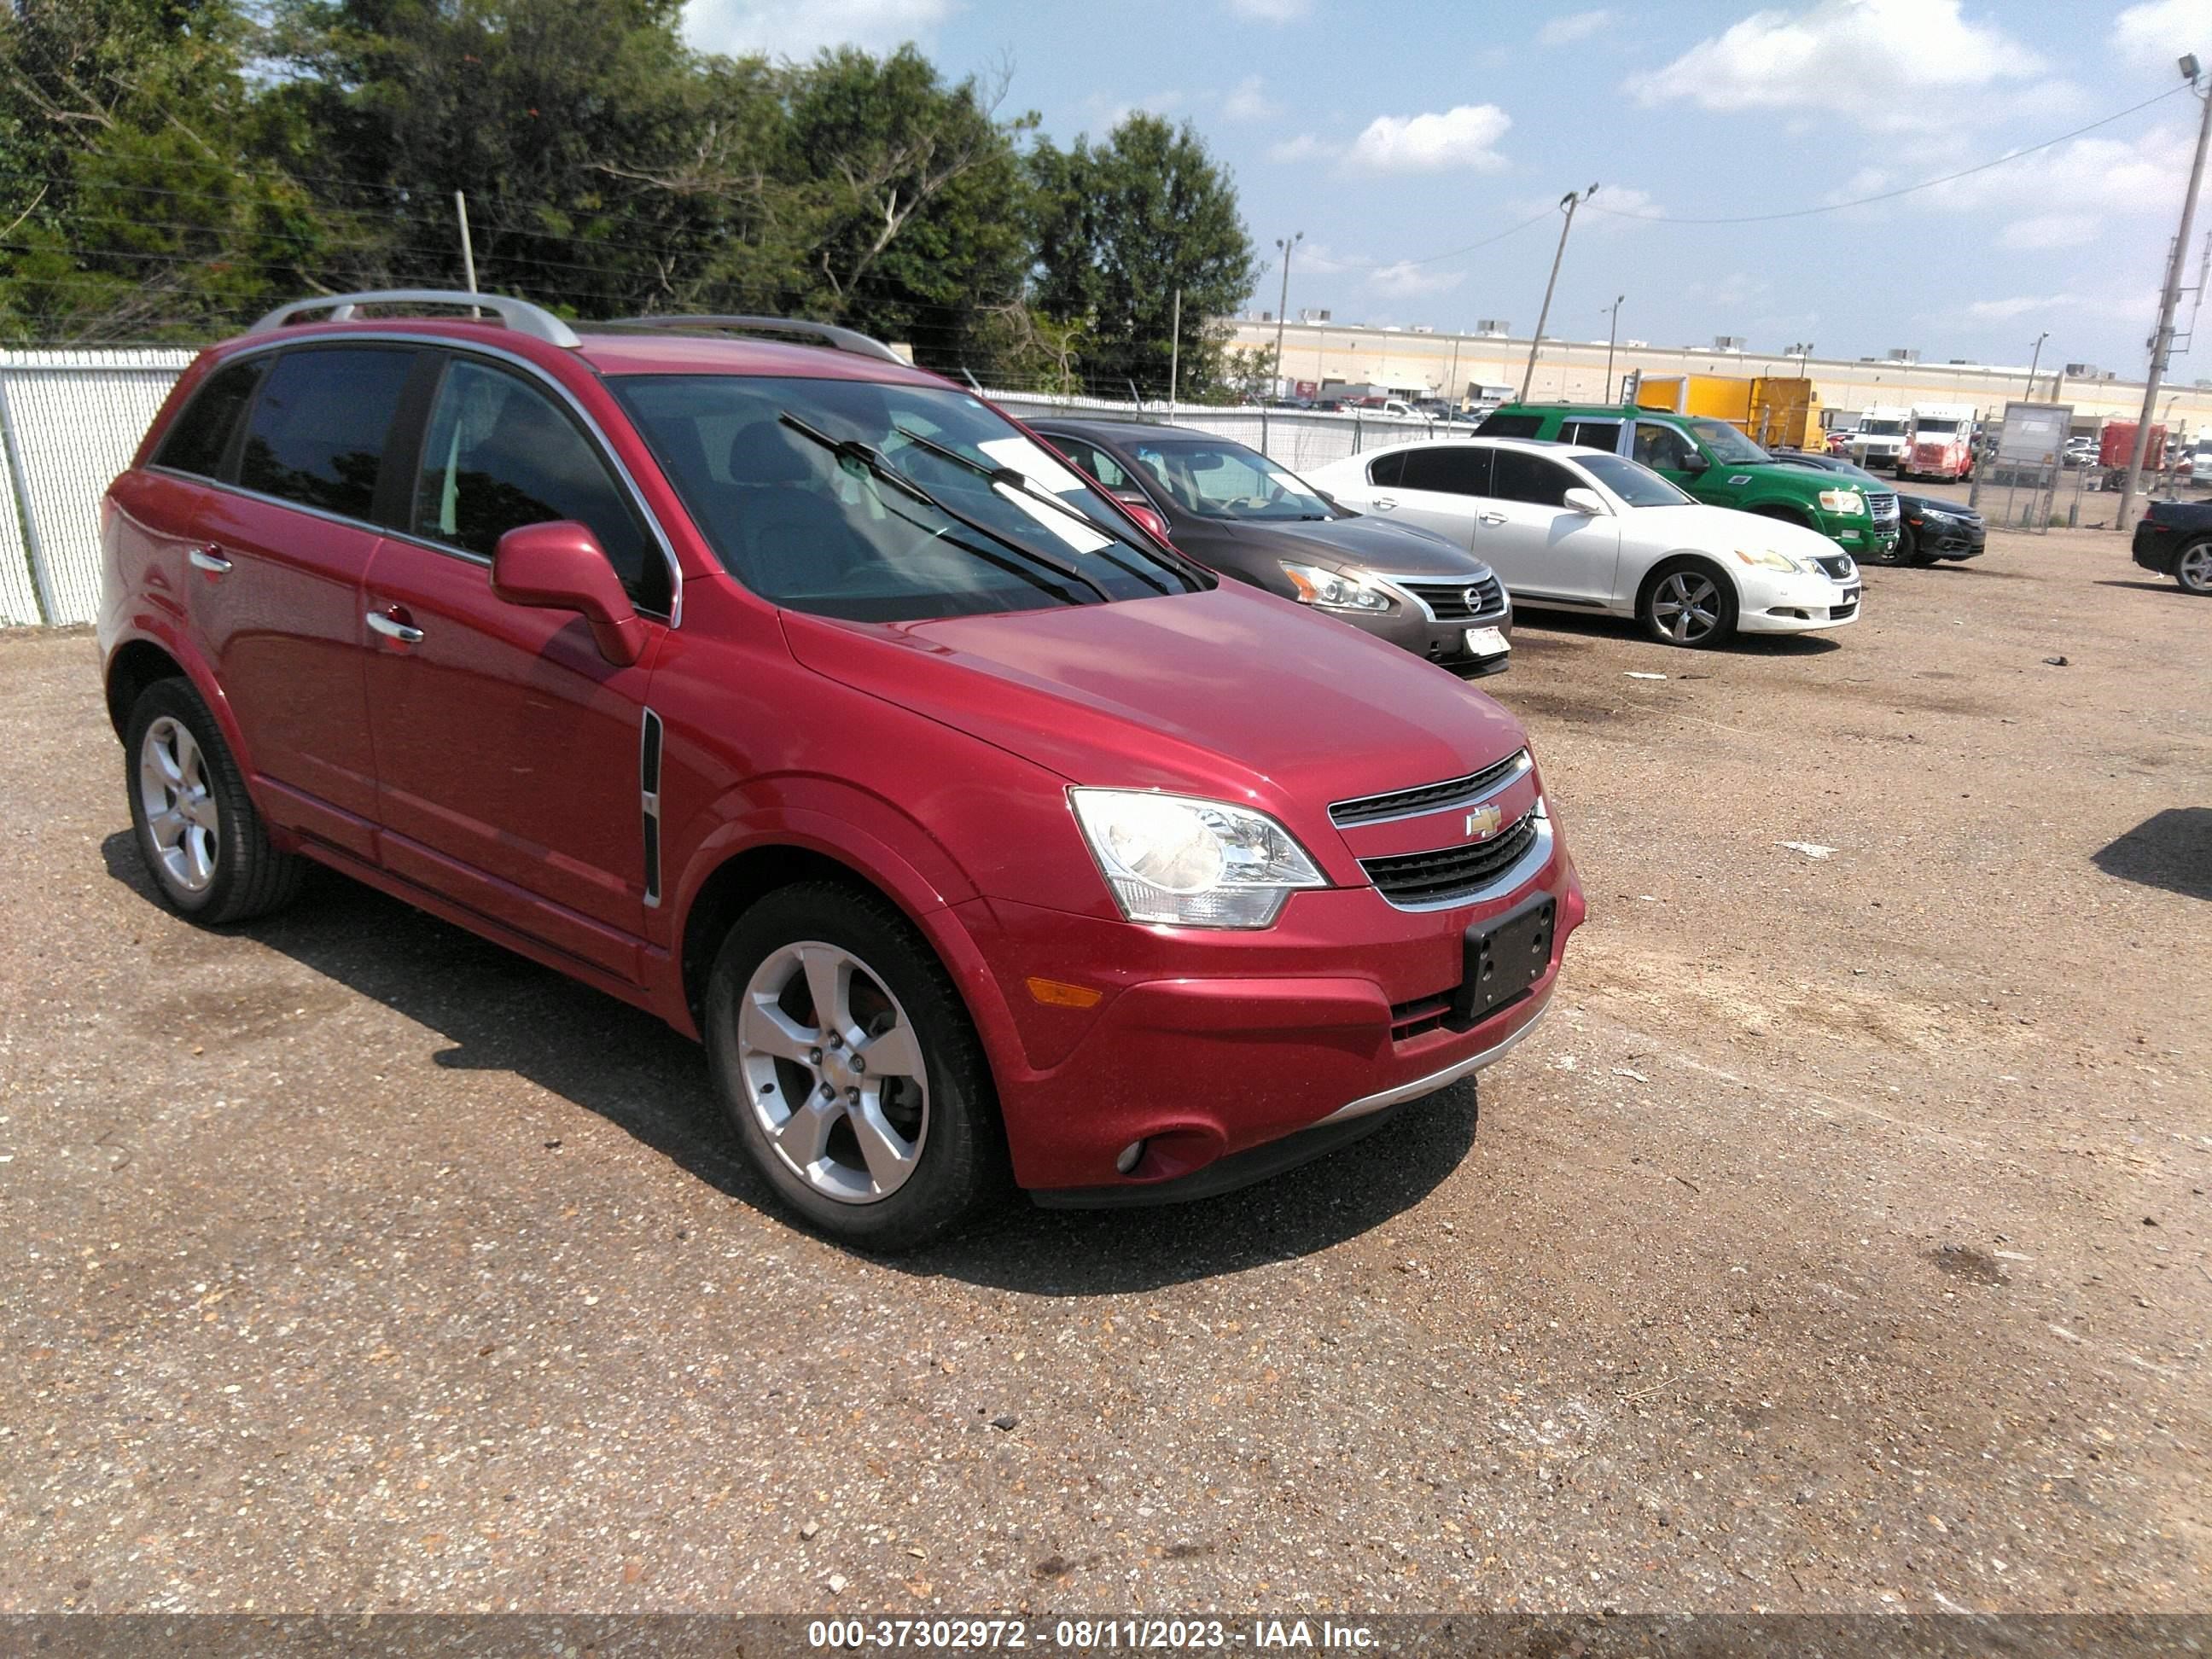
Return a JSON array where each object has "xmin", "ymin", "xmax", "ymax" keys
[
  {"xmin": 735, "ymin": 940, "xmax": 930, "ymax": 1204},
  {"xmin": 2180, "ymin": 543, "xmax": 2212, "ymax": 594},
  {"xmin": 137, "ymin": 715, "xmax": 219, "ymax": 894},
  {"xmin": 1650, "ymin": 570, "xmax": 1724, "ymax": 643}
]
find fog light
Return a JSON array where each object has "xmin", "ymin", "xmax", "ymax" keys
[{"xmin": 1115, "ymin": 1140, "xmax": 1145, "ymax": 1174}]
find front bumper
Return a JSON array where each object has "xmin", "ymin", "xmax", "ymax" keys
[
  {"xmin": 959, "ymin": 837, "xmax": 1584, "ymax": 1198},
  {"xmin": 1912, "ymin": 516, "xmax": 1985, "ymax": 558},
  {"xmin": 1738, "ymin": 568, "xmax": 1862, "ymax": 633},
  {"xmin": 1346, "ymin": 598, "xmax": 1514, "ymax": 678},
  {"xmin": 1814, "ymin": 511, "xmax": 1896, "ymax": 560}
]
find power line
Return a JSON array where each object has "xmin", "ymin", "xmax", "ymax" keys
[{"xmin": 1586, "ymin": 84, "xmax": 2189, "ymax": 227}]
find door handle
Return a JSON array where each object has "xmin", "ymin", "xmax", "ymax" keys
[
  {"xmin": 1372, "ymin": 497, "xmax": 1397, "ymax": 509},
  {"xmin": 366, "ymin": 608, "xmax": 424, "ymax": 645},
  {"xmin": 188, "ymin": 546, "xmax": 232, "ymax": 574},
  {"xmin": 1477, "ymin": 512, "xmax": 1508, "ymax": 525}
]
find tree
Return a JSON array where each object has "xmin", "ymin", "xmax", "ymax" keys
[
  {"xmin": 1027, "ymin": 114, "xmax": 1257, "ymax": 398},
  {"xmin": 1219, "ymin": 343, "xmax": 1278, "ymax": 406}
]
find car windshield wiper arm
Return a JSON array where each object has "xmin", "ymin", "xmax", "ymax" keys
[
  {"xmin": 777, "ymin": 415, "xmax": 1112, "ymax": 605},
  {"xmin": 888, "ymin": 429, "xmax": 1176, "ymax": 596}
]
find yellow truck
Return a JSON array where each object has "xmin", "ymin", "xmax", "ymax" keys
[{"xmin": 1634, "ymin": 373, "xmax": 1823, "ymax": 452}]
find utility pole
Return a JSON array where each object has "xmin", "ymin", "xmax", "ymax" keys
[
  {"xmin": 1168, "ymin": 288, "xmax": 1181, "ymax": 411},
  {"xmin": 454, "ymin": 190, "xmax": 479, "ymax": 299},
  {"xmin": 1271, "ymin": 231, "xmax": 1303, "ymax": 400},
  {"xmin": 2120, "ymin": 55, "xmax": 2211, "ymax": 529},
  {"xmin": 1521, "ymin": 184, "xmax": 1598, "ymax": 402},
  {"xmin": 1603, "ymin": 294, "xmax": 1625, "ymax": 402},
  {"xmin": 2024, "ymin": 330, "xmax": 2049, "ymax": 400},
  {"xmin": 1446, "ymin": 335, "xmax": 1461, "ymax": 413}
]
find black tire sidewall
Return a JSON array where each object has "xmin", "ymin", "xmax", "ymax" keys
[
  {"xmin": 1640, "ymin": 559, "xmax": 1738, "ymax": 649},
  {"xmin": 124, "ymin": 679, "xmax": 244, "ymax": 919},
  {"xmin": 703, "ymin": 882, "xmax": 1002, "ymax": 1251}
]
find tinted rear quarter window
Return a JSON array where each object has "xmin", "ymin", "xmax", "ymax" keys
[
  {"xmin": 238, "ymin": 346, "xmax": 417, "ymax": 521},
  {"xmin": 1560, "ymin": 420, "xmax": 1622, "ymax": 451},
  {"xmin": 1367, "ymin": 451, "xmax": 1406, "ymax": 486},
  {"xmin": 154, "ymin": 358, "xmax": 267, "ymax": 479},
  {"xmin": 1476, "ymin": 411, "xmax": 1545, "ymax": 439},
  {"xmin": 1399, "ymin": 446, "xmax": 1492, "ymax": 496}
]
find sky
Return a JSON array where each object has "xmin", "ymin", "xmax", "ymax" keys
[{"xmin": 675, "ymin": 0, "xmax": 2212, "ymax": 376}]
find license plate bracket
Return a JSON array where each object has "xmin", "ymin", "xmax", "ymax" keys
[
  {"xmin": 1456, "ymin": 893, "xmax": 1556, "ymax": 1024},
  {"xmin": 1464, "ymin": 625, "xmax": 1510, "ymax": 657}
]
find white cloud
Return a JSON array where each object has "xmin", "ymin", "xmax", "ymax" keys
[
  {"xmin": 1964, "ymin": 294, "xmax": 2075, "ymax": 323},
  {"xmin": 1223, "ymin": 75, "xmax": 1277, "ymax": 121},
  {"xmin": 2115, "ymin": 0, "xmax": 2212, "ymax": 69},
  {"xmin": 1342, "ymin": 104, "xmax": 1512, "ymax": 173},
  {"xmin": 1538, "ymin": 9, "xmax": 1612, "ymax": 46},
  {"xmin": 682, "ymin": 0, "xmax": 952, "ymax": 57},
  {"xmin": 1368, "ymin": 262, "xmax": 1465, "ymax": 298},
  {"xmin": 2000, "ymin": 214, "xmax": 2101, "ymax": 250},
  {"xmin": 1627, "ymin": 0, "xmax": 2046, "ymax": 133},
  {"xmin": 1083, "ymin": 89, "xmax": 1185, "ymax": 134},
  {"xmin": 1291, "ymin": 240, "xmax": 1366, "ymax": 276},
  {"xmin": 1226, "ymin": 0, "xmax": 1308, "ymax": 19},
  {"xmin": 1267, "ymin": 133, "xmax": 1337, "ymax": 163}
]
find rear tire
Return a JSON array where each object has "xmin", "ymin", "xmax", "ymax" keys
[
  {"xmin": 1639, "ymin": 558, "xmax": 1738, "ymax": 648},
  {"xmin": 703, "ymin": 881, "xmax": 1008, "ymax": 1251},
  {"xmin": 123, "ymin": 678, "xmax": 304, "ymax": 924},
  {"xmin": 2178, "ymin": 540, "xmax": 2212, "ymax": 595}
]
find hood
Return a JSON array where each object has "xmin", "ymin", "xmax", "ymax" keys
[
  {"xmin": 1629, "ymin": 504, "xmax": 1848, "ymax": 566},
  {"xmin": 778, "ymin": 585, "xmax": 1526, "ymax": 810},
  {"xmin": 1730, "ymin": 461, "xmax": 1851, "ymax": 494},
  {"xmin": 1898, "ymin": 492, "xmax": 1980, "ymax": 520},
  {"xmin": 1182, "ymin": 512, "xmax": 1494, "ymax": 579}
]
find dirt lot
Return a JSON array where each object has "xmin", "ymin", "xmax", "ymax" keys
[{"xmin": 1, "ymin": 525, "xmax": 2205, "ymax": 1616}]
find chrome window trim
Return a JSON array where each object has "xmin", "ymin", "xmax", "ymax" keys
[
  {"xmin": 154, "ymin": 329, "xmax": 684, "ymax": 627},
  {"xmin": 1362, "ymin": 801, "xmax": 1554, "ymax": 913},
  {"xmin": 1329, "ymin": 748, "xmax": 1531, "ymax": 830}
]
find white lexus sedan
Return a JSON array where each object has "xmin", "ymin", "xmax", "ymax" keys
[{"xmin": 1305, "ymin": 438, "xmax": 1861, "ymax": 648}]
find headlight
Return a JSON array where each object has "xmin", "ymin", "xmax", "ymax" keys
[
  {"xmin": 1816, "ymin": 489, "xmax": 1866, "ymax": 515},
  {"xmin": 1068, "ymin": 789, "xmax": 1326, "ymax": 928},
  {"xmin": 1733, "ymin": 547, "xmax": 1818, "ymax": 574},
  {"xmin": 1279, "ymin": 562, "xmax": 1392, "ymax": 612}
]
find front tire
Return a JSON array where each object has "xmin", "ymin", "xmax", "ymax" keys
[
  {"xmin": 123, "ymin": 678, "xmax": 304, "ymax": 923},
  {"xmin": 1639, "ymin": 559, "xmax": 1738, "ymax": 648},
  {"xmin": 2179, "ymin": 540, "xmax": 2212, "ymax": 595},
  {"xmin": 703, "ymin": 881, "xmax": 1007, "ymax": 1250}
]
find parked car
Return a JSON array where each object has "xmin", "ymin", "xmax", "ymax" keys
[
  {"xmin": 1303, "ymin": 438, "xmax": 1861, "ymax": 648},
  {"xmin": 1476, "ymin": 402, "xmax": 1901, "ymax": 561},
  {"xmin": 1027, "ymin": 417, "xmax": 1514, "ymax": 678},
  {"xmin": 97, "ymin": 292, "xmax": 1586, "ymax": 1249},
  {"xmin": 1768, "ymin": 450, "xmax": 1984, "ymax": 565},
  {"xmin": 2132, "ymin": 498, "xmax": 2212, "ymax": 594}
]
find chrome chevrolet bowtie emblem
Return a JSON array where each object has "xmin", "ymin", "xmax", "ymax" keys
[{"xmin": 1465, "ymin": 804, "xmax": 1502, "ymax": 839}]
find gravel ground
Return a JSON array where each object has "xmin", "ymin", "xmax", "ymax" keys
[{"xmin": 1, "ymin": 525, "xmax": 2205, "ymax": 1616}]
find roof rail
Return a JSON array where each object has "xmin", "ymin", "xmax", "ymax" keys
[
  {"xmin": 605, "ymin": 315, "xmax": 904, "ymax": 364},
  {"xmin": 247, "ymin": 290, "xmax": 581, "ymax": 349}
]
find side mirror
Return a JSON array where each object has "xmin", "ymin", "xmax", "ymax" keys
[
  {"xmin": 1113, "ymin": 493, "xmax": 1172, "ymax": 544},
  {"xmin": 1313, "ymin": 488, "xmax": 1340, "ymax": 509},
  {"xmin": 1679, "ymin": 450, "xmax": 1710, "ymax": 474},
  {"xmin": 492, "ymin": 521, "xmax": 647, "ymax": 667},
  {"xmin": 1561, "ymin": 486, "xmax": 1607, "ymax": 516}
]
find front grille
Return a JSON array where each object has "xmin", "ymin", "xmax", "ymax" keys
[
  {"xmin": 1867, "ymin": 491, "xmax": 1899, "ymax": 527},
  {"xmin": 1388, "ymin": 991, "xmax": 1453, "ymax": 1043},
  {"xmin": 1399, "ymin": 573, "xmax": 1505, "ymax": 621},
  {"xmin": 1359, "ymin": 810, "xmax": 1540, "ymax": 907},
  {"xmin": 1832, "ymin": 597, "xmax": 1859, "ymax": 620},
  {"xmin": 1330, "ymin": 748, "xmax": 1528, "ymax": 828},
  {"xmin": 1814, "ymin": 553, "xmax": 1855, "ymax": 579}
]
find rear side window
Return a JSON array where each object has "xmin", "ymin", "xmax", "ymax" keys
[
  {"xmin": 1475, "ymin": 411, "xmax": 1545, "ymax": 439},
  {"xmin": 154, "ymin": 358, "xmax": 266, "ymax": 479},
  {"xmin": 1051, "ymin": 436, "xmax": 1136, "ymax": 492},
  {"xmin": 1491, "ymin": 450, "xmax": 1573, "ymax": 508},
  {"xmin": 412, "ymin": 358, "xmax": 668, "ymax": 615},
  {"xmin": 1399, "ymin": 446, "xmax": 1492, "ymax": 496},
  {"xmin": 1560, "ymin": 420, "xmax": 1622, "ymax": 451},
  {"xmin": 237, "ymin": 347, "xmax": 416, "ymax": 521},
  {"xmin": 1367, "ymin": 451, "xmax": 1406, "ymax": 486}
]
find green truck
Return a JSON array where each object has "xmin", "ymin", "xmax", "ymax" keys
[{"xmin": 1475, "ymin": 403, "xmax": 1901, "ymax": 561}]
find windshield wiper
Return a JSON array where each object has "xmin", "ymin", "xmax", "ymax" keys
[
  {"xmin": 777, "ymin": 415, "xmax": 1112, "ymax": 605},
  {"xmin": 888, "ymin": 429, "xmax": 1177, "ymax": 596}
]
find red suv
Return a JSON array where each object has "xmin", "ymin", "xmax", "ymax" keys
[{"xmin": 98, "ymin": 292, "xmax": 1585, "ymax": 1249}]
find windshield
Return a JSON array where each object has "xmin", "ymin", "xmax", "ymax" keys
[
  {"xmin": 1686, "ymin": 419, "xmax": 1770, "ymax": 465},
  {"xmin": 1914, "ymin": 418, "xmax": 1962, "ymax": 435},
  {"xmin": 1860, "ymin": 419, "xmax": 1906, "ymax": 437},
  {"xmin": 610, "ymin": 375, "xmax": 1203, "ymax": 621},
  {"xmin": 1118, "ymin": 434, "xmax": 1333, "ymax": 521},
  {"xmin": 1576, "ymin": 453, "xmax": 1694, "ymax": 507}
]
